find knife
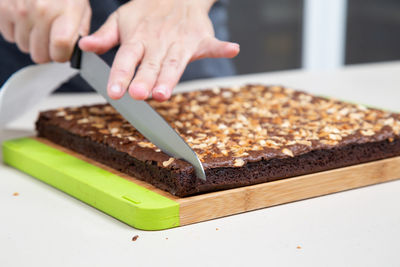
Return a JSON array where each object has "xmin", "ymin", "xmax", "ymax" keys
[{"xmin": 70, "ymin": 42, "xmax": 206, "ymax": 181}]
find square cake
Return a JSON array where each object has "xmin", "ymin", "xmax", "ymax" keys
[{"xmin": 36, "ymin": 85, "xmax": 400, "ymax": 197}]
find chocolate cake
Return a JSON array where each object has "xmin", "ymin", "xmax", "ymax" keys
[{"xmin": 36, "ymin": 85, "xmax": 400, "ymax": 197}]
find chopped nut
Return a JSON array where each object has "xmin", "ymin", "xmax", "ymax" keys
[
  {"xmin": 192, "ymin": 143, "xmax": 207, "ymax": 149},
  {"xmin": 138, "ymin": 142, "xmax": 155, "ymax": 148},
  {"xmin": 361, "ymin": 129, "xmax": 375, "ymax": 136},
  {"xmin": 320, "ymin": 140, "xmax": 339, "ymax": 146},
  {"xmin": 89, "ymin": 107, "xmax": 102, "ymax": 114},
  {"xmin": 55, "ymin": 111, "xmax": 66, "ymax": 117},
  {"xmin": 92, "ymin": 123, "xmax": 104, "ymax": 128},
  {"xmin": 104, "ymin": 106, "xmax": 116, "ymax": 114},
  {"xmin": 328, "ymin": 133, "xmax": 342, "ymax": 141},
  {"xmin": 296, "ymin": 140, "xmax": 312, "ymax": 146},
  {"xmin": 384, "ymin": 118, "xmax": 394, "ymax": 126},
  {"xmin": 162, "ymin": 157, "xmax": 175, "ymax": 167},
  {"xmin": 196, "ymin": 95, "xmax": 210, "ymax": 102},
  {"xmin": 65, "ymin": 115, "xmax": 73, "ymax": 120},
  {"xmin": 231, "ymin": 85, "xmax": 241, "ymax": 92},
  {"xmin": 282, "ymin": 148, "xmax": 294, "ymax": 157},
  {"xmin": 99, "ymin": 129, "xmax": 109, "ymax": 134},
  {"xmin": 211, "ymin": 86, "xmax": 221, "ymax": 94},
  {"xmin": 110, "ymin": 128, "xmax": 119, "ymax": 134},
  {"xmin": 127, "ymin": 136, "xmax": 137, "ymax": 141},
  {"xmin": 233, "ymin": 158, "xmax": 245, "ymax": 167},
  {"xmin": 222, "ymin": 91, "xmax": 233, "ymax": 98},
  {"xmin": 175, "ymin": 121, "xmax": 184, "ymax": 128},
  {"xmin": 221, "ymin": 149, "xmax": 229, "ymax": 156},
  {"xmin": 77, "ymin": 118, "xmax": 89, "ymax": 124}
]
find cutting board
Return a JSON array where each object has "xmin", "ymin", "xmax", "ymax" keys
[{"xmin": 3, "ymin": 137, "xmax": 400, "ymax": 230}]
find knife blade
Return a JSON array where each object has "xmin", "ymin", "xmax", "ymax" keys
[{"xmin": 70, "ymin": 45, "xmax": 206, "ymax": 181}]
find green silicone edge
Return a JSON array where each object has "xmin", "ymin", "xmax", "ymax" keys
[{"xmin": 2, "ymin": 138, "xmax": 180, "ymax": 230}]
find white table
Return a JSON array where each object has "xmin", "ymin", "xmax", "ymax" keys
[{"xmin": 1, "ymin": 61, "xmax": 400, "ymax": 267}]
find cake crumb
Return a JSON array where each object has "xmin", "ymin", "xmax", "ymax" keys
[
  {"xmin": 216, "ymin": 228, "xmax": 219, "ymax": 231},
  {"xmin": 165, "ymin": 237, "xmax": 168, "ymax": 240},
  {"xmin": 13, "ymin": 192, "xmax": 19, "ymax": 196},
  {"xmin": 132, "ymin": 235, "xmax": 139, "ymax": 241},
  {"xmin": 296, "ymin": 245, "xmax": 302, "ymax": 249}
]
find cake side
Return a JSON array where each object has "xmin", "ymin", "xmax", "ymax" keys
[
  {"xmin": 36, "ymin": 119, "xmax": 400, "ymax": 196},
  {"xmin": 35, "ymin": 85, "xmax": 400, "ymax": 197}
]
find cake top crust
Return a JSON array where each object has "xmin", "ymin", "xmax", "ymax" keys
[{"xmin": 39, "ymin": 85, "xmax": 400, "ymax": 171}]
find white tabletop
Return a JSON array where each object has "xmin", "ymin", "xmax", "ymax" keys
[{"xmin": 1, "ymin": 61, "xmax": 400, "ymax": 267}]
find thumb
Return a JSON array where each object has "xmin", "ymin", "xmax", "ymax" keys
[
  {"xmin": 79, "ymin": 13, "xmax": 119, "ymax": 54},
  {"xmin": 193, "ymin": 37, "xmax": 240, "ymax": 61}
]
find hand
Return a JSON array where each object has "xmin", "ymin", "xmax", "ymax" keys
[
  {"xmin": 0, "ymin": 0, "xmax": 91, "ymax": 63},
  {"xmin": 79, "ymin": 0, "xmax": 240, "ymax": 102}
]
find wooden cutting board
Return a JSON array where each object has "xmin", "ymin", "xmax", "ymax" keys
[{"xmin": 3, "ymin": 137, "xmax": 400, "ymax": 230}]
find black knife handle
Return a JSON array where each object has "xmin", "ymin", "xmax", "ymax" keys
[{"xmin": 70, "ymin": 36, "xmax": 82, "ymax": 69}]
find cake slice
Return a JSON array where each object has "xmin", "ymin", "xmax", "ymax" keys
[{"xmin": 36, "ymin": 85, "xmax": 400, "ymax": 197}]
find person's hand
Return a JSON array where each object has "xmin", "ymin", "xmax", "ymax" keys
[
  {"xmin": 79, "ymin": 0, "xmax": 240, "ymax": 102},
  {"xmin": 0, "ymin": 0, "xmax": 91, "ymax": 63}
]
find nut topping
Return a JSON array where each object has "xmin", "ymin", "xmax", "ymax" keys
[
  {"xmin": 48, "ymin": 85, "xmax": 400, "ymax": 166},
  {"xmin": 162, "ymin": 157, "xmax": 175, "ymax": 167}
]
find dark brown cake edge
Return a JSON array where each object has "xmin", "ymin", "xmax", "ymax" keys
[{"xmin": 36, "ymin": 117, "xmax": 400, "ymax": 197}]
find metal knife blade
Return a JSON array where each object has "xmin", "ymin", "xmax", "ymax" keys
[{"xmin": 72, "ymin": 50, "xmax": 206, "ymax": 180}]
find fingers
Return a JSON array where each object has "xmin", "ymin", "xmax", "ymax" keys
[
  {"xmin": 79, "ymin": 14, "xmax": 118, "ymax": 54},
  {"xmin": 79, "ymin": 5, "xmax": 92, "ymax": 36},
  {"xmin": 29, "ymin": 6, "xmax": 59, "ymax": 63},
  {"xmin": 13, "ymin": 4, "xmax": 32, "ymax": 53},
  {"xmin": 0, "ymin": 1, "xmax": 15, "ymax": 42},
  {"xmin": 0, "ymin": 22, "xmax": 15, "ymax": 42},
  {"xmin": 128, "ymin": 45, "xmax": 166, "ymax": 100},
  {"xmin": 107, "ymin": 41, "xmax": 144, "ymax": 99},
  {"xmin": 29, "ymin": 22, "xmax": 52, "ymax": 63},
  {"xmin": 152, "ymin": 43, "xmax": 191, "ymax": 101},
  {"xmin": 49, "ymin": 8, "xmax": 85, "ymax": 62},
  {"xmin": 193, "ymin": 37, "xmax": 240, "ymax": 61}
]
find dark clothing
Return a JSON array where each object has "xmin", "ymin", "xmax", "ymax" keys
[{"xmin": 0, "ymin": 0, "xmax": 234, "ymax": 92}]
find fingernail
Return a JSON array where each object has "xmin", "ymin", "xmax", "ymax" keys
[
  {"xmin": 153, "ymin": 85, "xmax": 169, "ymax": 99},
  {"xmin": 231, "ymin": 43, "xmax": 240, "ymax": 50},
  {"xmin": 110, "ymin": 84, "xmax": 122, "ymax": 95},
  {"xmin": 130, "ymin": 83, "xmax": 148, "ymax": 100}
]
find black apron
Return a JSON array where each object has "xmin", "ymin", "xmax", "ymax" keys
[{"xmin": 0, "ymin": 0, "xmax": 234, "ymax": 92}]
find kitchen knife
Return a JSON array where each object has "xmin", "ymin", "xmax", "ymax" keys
[{"xmin": 70, "ymin": 43, "xmax": 206, "ymax": 180}]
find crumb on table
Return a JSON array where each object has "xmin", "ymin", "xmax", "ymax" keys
[
  {"xmin": 13, "ymin": 192, "xmax": 19, "ymax": 196},
  {"xmin": 132, "ymin": 235, "xmax": 139, "ymax": 241}
]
